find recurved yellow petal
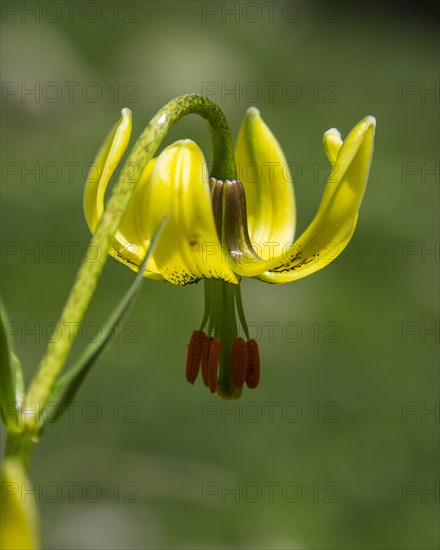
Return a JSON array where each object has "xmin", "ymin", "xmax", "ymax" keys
[
  {"xmin": 258, "ymin": 116, "xmax": 375, "ymax": 283},
  {"xmin": 83, "ymin": 108, "xmax": 132, "ymax": 232},
  {"xmin": 235, "ymin": 107, "xmax": 296, "ymax": 260},
  {"xmin": 83, "ymin": 109, "xmax": 164, "ymax": 280},
  {"xmin": 142, "ymin": 140, "xmax": 239, "ymax": 285},
  {"xmin": 109, "ymin": 157, "xmax": 165, "ymax": 281},
  {"xmin": 0, "ymin": 458, "xmax": 39, "ymax": 550}
]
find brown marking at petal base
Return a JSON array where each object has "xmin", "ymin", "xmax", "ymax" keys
[
  {"xmin": 245, "ymin": 339, "xmax": 260, "ymax": 389},
  {"xmin": 230, "ymin": 337, "xmax": 248, "ymax": 388},
  {"xmin": 208, "ymin": 339, "xmax": 223, "ymax": 393},
  {"xmin": 185, "ymin": 330, "xmax": 206, "ymax": 384},
  {"xmin": 201, "ymin": 336, "xmax": 213, "ymax": 387}
]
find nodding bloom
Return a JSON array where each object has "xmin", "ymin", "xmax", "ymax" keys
[{"xmin": 84, "ymin": 104, "xmax": 375, "ymax": 400}]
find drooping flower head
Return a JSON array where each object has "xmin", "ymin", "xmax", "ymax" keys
[{"xmin": 84, "ymin": 96, "xmax": 375, "ymax": 399}]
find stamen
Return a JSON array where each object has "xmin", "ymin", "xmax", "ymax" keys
[
  {"xmin": 208, "ymin": 339, "xmax": 223, "ymax": 393},
  {"xmin": 201, "ymin": 335, "xmax": 212, "ymax": 387},
  {"xmin": 245, "ymin": 339, "xmax": 260, "ymax": 389},
  {"xmin": 195, "ymin": 278, "xmax": 254, "ymax": 399},
  {"xmin": 230, "ymin": 337, "xmax": 248, "ymax": 388},
  {"xmin": 185, "ymin": 330, "xmax": 206, "ymax": 384}
]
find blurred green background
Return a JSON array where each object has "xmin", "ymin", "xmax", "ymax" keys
[{"xmin": 1, "ymin": 1, "xmax": 438, "ymax": 548}]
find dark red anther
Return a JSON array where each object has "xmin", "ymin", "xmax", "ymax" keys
[
  {"xmin": 245, "ymin": 339, "xmax": 260, "ymax": 389},
  {"xmin": 230, "ymin": 337, "xmax": 248, "ymax": 388},
  {"xmin": 208, "ymin": 339, "xmax": 223, "ymax": 393},
  {"xmin": 185, "ymin": 330, "xmax": 206, "ymax": 384},
  {"xmin": 201, "ymin": 336, "xmax": 212, "ymax": 387}
]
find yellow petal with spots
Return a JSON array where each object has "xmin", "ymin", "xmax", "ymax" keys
[
  {"xmin": 143, "ymin": 140, "xmax": 239, "ymax": 285},
  {"xmin": 258, "ymin": 116, "xmax": 375, "ymax": 283}
]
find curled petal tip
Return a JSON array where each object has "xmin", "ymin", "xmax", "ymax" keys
[
  {"xmin": 360, "ymin": 115, "xmax": 376, "ymax": 134},
  {"xmin": 323, "ymin": 128, "xmax": 343, "ymax": 162},
  {"xmin": 367, "ymin": 115, "xmax": 376, "ymax": 133},
  {"xmin": 246, "ymin": 106, "xmax": 260, "ymax": 117},
  {"xmin": 324, "ymin": 127, "xmax": 342, "ymax": 139},
  {"xmin": 119, "ymin": 108, "xmax": 132, "ymax": 128}
]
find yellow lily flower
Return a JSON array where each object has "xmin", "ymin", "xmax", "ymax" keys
[{"xmin": 84, "ymin": 105, "xmax": 375, "ymax": 399}]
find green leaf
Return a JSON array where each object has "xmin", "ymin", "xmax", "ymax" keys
[
  {"xmin": 0, "ymin": 298, "xmax": 25, "ymax": 430},
  {"xmin": 39, "ymin": 218, "xmax": 167, "ymax": 432}
]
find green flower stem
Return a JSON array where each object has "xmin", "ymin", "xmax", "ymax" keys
[
  {"xmin": 24, "ymin": 94, "xmax": 236, "ymax": 436},
  {"xmin": 5, "ymin": 431, "xmax": 34, "ymax": 469}
]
